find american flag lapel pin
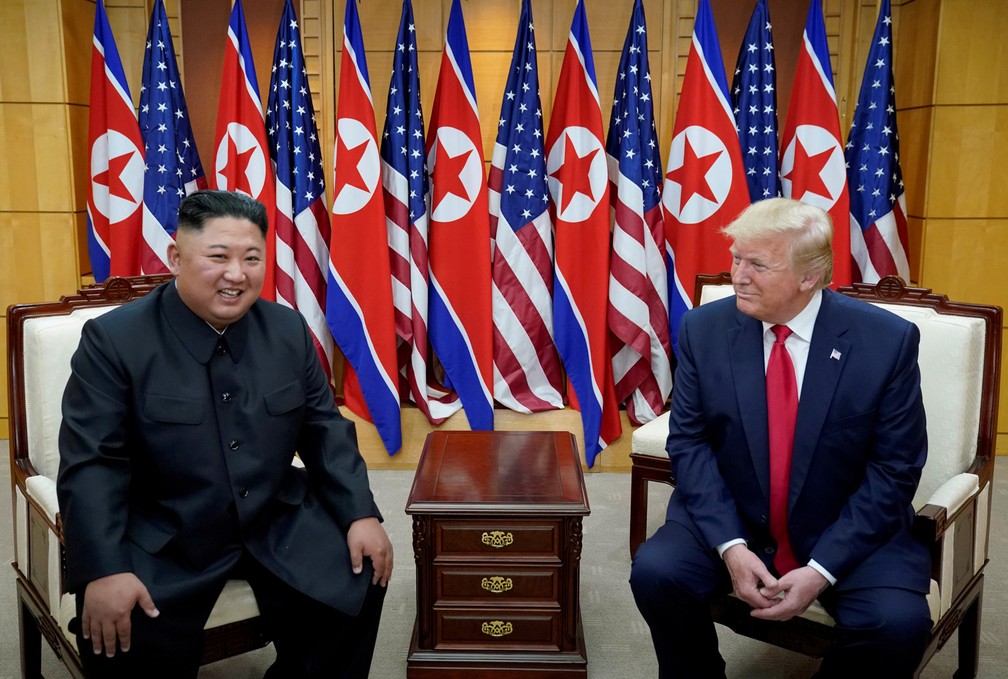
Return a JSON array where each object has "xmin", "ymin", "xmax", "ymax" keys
[{"xmin": 830, "ymin": 349, "xmax": 842, "ymax": 361}]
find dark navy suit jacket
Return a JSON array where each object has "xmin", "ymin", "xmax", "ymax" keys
[
  {"xmin": 58, "ymin": 282, "xmax": 380, "ymax": 616},
  {"xmin": 665, "ymin": 289, "xmax": 930, "ymax": 593}
]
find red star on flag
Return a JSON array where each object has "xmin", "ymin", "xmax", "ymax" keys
[
  {"xmin": 223, "ymin": 133, "xmax": 255, "ymax": 195},
  {"xmin": 431, "ymin": 143, "xmax": 472, "ymax": 211},
  {"xmin": 666, "ymin": 138, "xmax": 720, "ymax": 213},
  {"xmin": 94, "ymin": 150, "xmax": 138, "ymax": 202},
  {"xmin": 784, "ymin": 139, "xmax": 833, "ymax": 201},
  {"xmin": 550, "ymin": 134, "xmax": 599, "ymax": 213},
  {"xmin": 334, "ymin": 132, "xmax": 369, "ymax": 196}
]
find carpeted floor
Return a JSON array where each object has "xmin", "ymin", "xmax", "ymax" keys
[{"xmin": 3, "ymin": 457, "xmax": 1006, "ymax": 678}]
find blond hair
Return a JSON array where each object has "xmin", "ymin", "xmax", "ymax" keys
[{"xmin": 722, "ymin": 198, "xmax": 834, "ymax": 289}]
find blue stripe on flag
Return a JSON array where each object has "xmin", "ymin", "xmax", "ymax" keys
[{"xmin": 325, "ymin": 273, "xmax": 402, "ymax": 454}]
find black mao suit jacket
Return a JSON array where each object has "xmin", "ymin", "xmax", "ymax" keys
[
  {"xmin": 665, "ymin": 289, "xmax": 930, "ymax": 593},
  {"xmin": 57, "ymin": 282, "xmax": 380, "ymax": 616}
]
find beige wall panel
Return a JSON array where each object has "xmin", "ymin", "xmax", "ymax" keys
[
  {"xmin": 934, "ymin": 0, "xmax": 1008, "ymax": 106},
  {"xmin": 412, "ymin": 0, "xmax": 448, "ymax": 53},
  {"xmin": 897, "ymin": 106, "xmax": 931, "ymax": 219},
  {"xmin": 905, "ymin": 215, "xmax": 924, "ymax": 284},
  {"xmin": 892, "ymin": 0, "xmax": 938, "ymax": 110},
  {"xmin": 530, "ymin": 0, "xmax": 556, "ymax": 52},
  {"xmin": 69, "ymin": 103, "xmax": 90, "ymax": 214},
  {"xmin": 64, "ymin": 0, "xmax": 96, "ymax": 106},
  {"xmin": 926, "ymin": 105, "xmax": 1008, "ymax": 219},
  {"xmin": 0, "ymin": 213, "xmax": 81, "ymax": 313},
  {"xmin": 919, "ymin": 218, "xmax": 1008, "ymax": 310},
  {"xmin": 106, "ymin": 4, "xmax": 151, "ymax": 106},
  {"xmin": 0, "ymin": 104, "xmax": 76, "ymax": 213},
  {"xmin": 471, "ymin": 51, "xmax": 514, "ymax": 161},
  {"xmin": 465, "ymin": 0, "xmax": 522, "ymax": 53},
  {"xmin": 0, "ymin": 0, "xmax": 65, "ymax": 104}
]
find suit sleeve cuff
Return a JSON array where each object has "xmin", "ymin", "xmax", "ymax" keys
[
  {"xmin": 808, "ymin": 559, "xmax": 837, "ymax": 585},
  {"xmin": 716, "ymin": 538, "xmax": 747, "ymax": 558}
]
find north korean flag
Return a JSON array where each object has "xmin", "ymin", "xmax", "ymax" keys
[
  {"xmin": 426, "ymin": 0, "xmax": 494, "ymax": 431},
  {"xmin": 662, "ymin": 0, "xmax": 750, "ymax": 353},
  {"xmin": 213, "ymin": 0, "xmax": 277, "ymax": 300},
  {"xmin": 87, "ymin": 0, "xmax": 144, "ymax": 281},
  {"xmin": 780, "ymin": 0, "xmax": 852, "ymax": 287},
  {"xmin": 547, "ymin": 0, "xmax": 622, "ymax": 467}
]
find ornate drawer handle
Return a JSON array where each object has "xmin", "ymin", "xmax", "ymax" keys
[
  {"xmin": 481, "ymin": 620, "xmax": 513, "ymax": 637},
  {"xmin": 481, "ymin": 530, "xmax": 514, "ymax": 548},
  {"xmin": 481, "ymin": 576, "xmax": 513, "ymax": 593}
]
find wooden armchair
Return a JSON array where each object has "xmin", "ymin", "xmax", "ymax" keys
[
  {"xmin": 628, "ymin": 274, "xmax": 1001, "ymax": 678},
  {"xmin": 7, "ymin": 276, "xmax": 269, "ymax": 678}
]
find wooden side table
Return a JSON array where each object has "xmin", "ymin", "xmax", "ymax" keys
[{"xmin": 405, "ymin": 430, "xmax": 590, "ymax": 678}]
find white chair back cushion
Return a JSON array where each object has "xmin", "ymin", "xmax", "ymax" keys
[
  {"xmin": 871, "ymin": 303, "xmax": 984, "ymax": 509},
  {"xmin": 23, "ymin": 306, "xmax": 117, "ymax": 481}
]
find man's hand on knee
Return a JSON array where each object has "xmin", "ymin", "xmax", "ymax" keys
[
  {"xmin": 723, "ymin": 544, "xmax": 779, "ymax": 610},
  {"xmin": 752, "ymin": 566, "xmax": 829, "ymax": 621},
  {"xmin": 347, "ymin": 517, "xmax": 394, "ymax": 587},
  {"xmin": 82, "ymin": 572, "xmax": 159, "ymax": 657}
]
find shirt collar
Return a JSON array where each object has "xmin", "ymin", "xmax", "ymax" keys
[
  {"xmin": 163, "ymin": 282, "xmax": 249, "ymax": 364},
  {"xmin": 761, "ymin": 288, "xmax": 823, "ymax": 343}
]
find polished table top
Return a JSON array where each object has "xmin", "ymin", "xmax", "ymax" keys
[{"xmin": 406, "ymin": 430, "xmax": 590, "ymax": 516}]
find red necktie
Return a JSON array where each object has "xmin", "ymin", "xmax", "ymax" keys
[{"xmin": 767, "ymin": 324, "xmax": 800, "ymax": 574}]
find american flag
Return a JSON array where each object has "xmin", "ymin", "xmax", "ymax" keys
[
  {"xmin": 547, "ymin": 0, "xmax": 622, "ymax": 466},
  {"xmin": 427, "ymin": 0, "xmax": 495, "ymax": 431},
  {"xmin": 87, "ymin": 0, "xmax": 144, "ymax": 281},
  {"xmin": 266, "ymin": 0, "xmax": 334, "ymax": 379},
  {"xmin": 606, "ymin": 0, "xmax": 671, "ymax": 425},
  {"xmin": 781, "ymin": 0, "xmax": 852, "ymax": 287},
  {"xmin": 488, "ymin": 0, "xmax": 564, "ymax": 414},
  {"xmin": 380, "ymin": 0, "xmax": 461, "ymax": 425},
  {"xmin": 139, "ymin": 0, "xmax": 206, "ymax": 275},
  {"xmin": 845, "ymin": 0, "xmax": 910, "ymax": 283},
  {"xmin": 327, "ymin": 0, "xmax": 401, "ymax": 455},
  {"xmin": 213, "ymin": 0, "xmax": 277, "ymax": 300},
  {"xmin": 731, "ymin": 0, "xmax": 780, "ymax": 202},
  {"xmin": 662, "ymin": 0, "xmax": 750, "ymax": 353}
]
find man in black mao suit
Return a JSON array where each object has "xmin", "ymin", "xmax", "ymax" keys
[
  {"xmin": 58, "ymin": 190, "xmax": 393, "ymax": 678},
  {"xmin": 630, "ymin": 198, "xmax": 931, "ymax": 678}
]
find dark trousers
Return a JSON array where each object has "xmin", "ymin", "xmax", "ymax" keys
[
  {"xmin": 74, "ymin": 552, "xmax": 387, "ymax": 679},
  {"xmin": 629, "ymin": 520, "xmax": 931, "ymax": 679}
]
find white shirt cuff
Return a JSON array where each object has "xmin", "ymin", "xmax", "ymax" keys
[
  {"xmin": 808, "ymin": 559, "xmax": 837, "ymax": 585},
  {"xmin": 716, "ymin": 538, "xmax": 747, "ymax": 558}
]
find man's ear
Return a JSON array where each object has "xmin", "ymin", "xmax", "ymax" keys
[
  {"xmin": 799, "ymin": 270, "xmax": 821, "ymax": 292},
  {"xmin": 167, "ymin": 241, "xmax": 181, "ymax": 276}
]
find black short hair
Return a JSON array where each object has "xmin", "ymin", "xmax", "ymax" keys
[{"xmin": 177, "ymin": 190, "xmax": 268, "ymax": 238}]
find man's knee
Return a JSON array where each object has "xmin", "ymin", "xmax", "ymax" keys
[{"xmin": 630, "ymin": 531, "xmax": 719, "ymax": 610}]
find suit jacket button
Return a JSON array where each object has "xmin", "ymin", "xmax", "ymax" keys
[
  {"xmin": 229, "ymin": 440, "xmax": 240, "ymax": 450},
  {"xmin": 239, "ymin": 488, "xmax": 249, "ymax": 498},
  {"xmin": 764, "ymin": 546, "xmax": 775, "ymax": 556},
  {"xmin": 759, "ymin": 515, "xmax": 768, "ymax": 525},
  {"xmin": 221, "ymin": 392, "xmax": 232, "ymax": 403}
]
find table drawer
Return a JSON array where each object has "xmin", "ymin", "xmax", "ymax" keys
[
  {"xmin": 435, "ymin": 565, "xmax": 560, "ymax": 604},
  {"xmin": 433, "ymin": 608, "xmax": 561, "ymax": 651},
  {"xmin": 434, "ymin": 519, "xmax": 562, "ymax": 558}
]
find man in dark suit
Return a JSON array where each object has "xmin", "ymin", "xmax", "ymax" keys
[
  {"xmin": 58, "ymin": 190, "xmax": 393, "ymax": 678},
  {"xmin": 630, "ymin": 198, "xmax": 931, "ymax": 678}
]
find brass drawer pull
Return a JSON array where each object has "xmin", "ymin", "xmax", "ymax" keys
[
  {"xmin": 481, "ymin": 530, "xmax": 514, "ymax": 548},
  {"xmin": 481, "ymin": 576, "xmax": 513, "ymax": 593},
  {"xmin": 481, "ymin": 620, "xmax": 513, "ymax": 637}
]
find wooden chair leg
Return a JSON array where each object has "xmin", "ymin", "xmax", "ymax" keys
[
  {"xmin": 629, "ymin": 470, "xmax": 649, "ymax": 558},
  {"xmin": 18, "ymin": 591, "xmax": 42, "ymax": 679},
  {"xmin": 954, "ymin": 582, "xmax": 983, "ymax": 679}
]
